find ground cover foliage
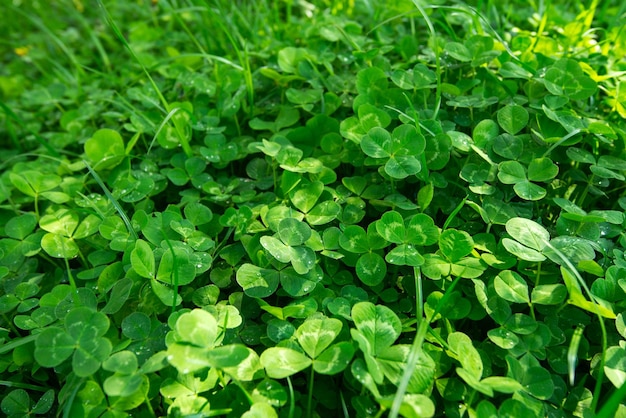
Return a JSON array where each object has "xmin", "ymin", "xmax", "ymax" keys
[{"xmin": 1, "ymin": 0, "xmax": 626, "ymax": 416}]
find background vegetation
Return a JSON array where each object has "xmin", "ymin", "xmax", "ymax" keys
[{"xmin": 1, "ymin": 0, "xmax": 626, "ymax": 416}]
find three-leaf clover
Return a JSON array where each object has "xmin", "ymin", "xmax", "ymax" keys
[
  {"xmin": 260, "ymin": 217, "xmax": 316, "ymax": 274},
  {"xmin": 360, "ymin": 125, "xmax": 425, "ymax": 179},
  {"xmin": 34, "ymin": 307, "xmax": 112, "ymax": 377},
  {"xmin": 375, "ymin": 210, "xmax": 439, "ymax": 266},
  {"xmin": 497, "ymin": 157, "xmax": 559, "ymax": 201}
]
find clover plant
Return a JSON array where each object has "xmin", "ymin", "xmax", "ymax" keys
[{"xmin": 1, "ymin": 0, "xmax": 626, "ymax": 417}]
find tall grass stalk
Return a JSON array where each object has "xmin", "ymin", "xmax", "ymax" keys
[{"xmin": 97, "ymin": 0, "xmax": 193, "ymax": 157}]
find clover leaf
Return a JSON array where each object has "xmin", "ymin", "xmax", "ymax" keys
[
  {"xmin": 360, "ymin": 125, "xmax": 425, "ymax": 179},
  {"xmin": 34, "ymin": 307, "xmax": 112, "ymax": 377},
  {"xmin": 259, "ymin": 217, "xmax": 317, "ymax": 275}
]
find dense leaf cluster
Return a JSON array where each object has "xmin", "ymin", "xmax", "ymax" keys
[{"xmin": 1, "ymin": 0, "xmax": 626, "ymax": 417}]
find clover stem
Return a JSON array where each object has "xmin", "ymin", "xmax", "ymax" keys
[
  {"xmin": 287, "ymin": 376, "xmax": 296, "ymax": 418},
  {"xmin": 414, "ymin": 266, "xmax": 423, "ymax": 320},
  {"xmin": 143, "ymin": 391, "xmax": 156, "ymax": 418},
  {"xmin": 373, "ymin": 408, "xmax": 385, "ymax": 418},
  {"xmin": 2, "ymin": 314, "xmax": 21, "ymax": 337},
  {"xmin": 34, "ymin": 193, "xmax": 40, "ymax": 220},
  {"xmin": 390, "ymin": 276, "xmax": 462, "ymax": 418},
  {"xmin": 307, "ymin": 366, "xmax": 315, "ymax": 418},
  {"xmin": 64, "ymin": 257, "xmax": 80, "ymax": 307},
  {"xmin": 466, "ymin": 389, "xmax": 477, "ymax": 409}
]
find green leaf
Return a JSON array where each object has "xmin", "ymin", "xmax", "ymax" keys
[
  {"xmin": 41, "ymin": 233, "xmax": 79, "ymax": 259},
  {"xmin": 506, "ymin": 218, "xmax": 550, "ymax": 252},
  {"xmin": 424, "ymin": 133, "xmax": 451, "ymax": 170},
  {"xmin": 156, "ymin": 247, "xmax": 196, "ymax": 286},
  {"xmin": 502, "ymin": 238, "xmax": 546, "ymax": 262},
  {"xmin": 497, "ymin": 105, "xmax": 529, "ymax": 135},
  {"xmin": 84, "ymin": 128, "xmax": 125, "ymax": 170},
  {"xmin": 5, "ymin": 213, "xmax": 38, "ymax": 240},
  {"xmin": 356, "ymin": 252, "xmax": 387, "ymax": 286},
  {"xmin": 351, "ymin": 358, "xmax": 382, "ymax": 399},
  {"xmin": 446, "ymin": 42, "xmax": 472, "ymax": 61},
  {"xmin": 296, "ymin": 317, "xmax": 342, "ymax": 359},
  {"xmin": 406, "ymin": 214, "xmax": 439, "ymax": 245},
  {"xmin": 151, "ymin": 279, "xmax": 182, "ymax": 307},
  {"xmin": 386, "ymin": 244, "xmax": 425, "ymax": 267},
  {"xmin": 289, "ymin": 245, "xmax": 316, "ymax": 274},
  {"xmin": 103, "ymin": 374, "xmax": 144, "ymax": 397},
  {"xmin": 376, "ymin": 344, "xmax": 436, "ymax": 393},
  {"xmin": 277, "ymin": 218, "xmax": 311, "ymax": 246},
  {"xmin": 566, "ymin": 147, "xmax": 596, "ymax": 164},
  {"xmin": 361, "ymin": 127, "xmax": 391, "ymax": 158},
  {"xmin": 206, "ymin": 344, "xmax": 251, "ymax": 368},
  {"xmin": 413, "ymin": 64, "xmax": 437, "ymax": 88},
  {"xmin": 391, "ymin": 69, "xmax": 414, "ymax": 89},
  {"xmin": 339, "ymin": 116, "xmax": 366, "ymax": 143},
  {"xmin": 184, "ymin": 202, "xmax": 213, "ymax": 225},
  {"xmin": 379, "ymin": 394, "xmax": 435, "ymax": 418},
  {"xmin": 545, "ymin": 236, "xmax": 595, "ymax": 264},
  {"xmin": 448, "ymin": 332, "xmax": 483, "ymax": 380},
  {"xmin": 503, "ymin": 313, "xmax": 537, "ymax": 335},
  {"xmin": 306, "ymin": 200, "xmax": 341, "ymax": 225},
  {"xmin": 561, "ymin": 267, "xmax": 616, "ymax": 319},
  {"xmin": 493, "ymin": 134, "xmax": 523, "ymax": 159},
  {"xmin": 40, "ymin": 208, "xmax": 79, "ymax": 236},
  {"xmin": 351, "ymin": 302, "xmax": 401, "ymax": 356},
  {"xmin": 417, "ymin": 183, "xmax": 434, "ymax": 211},
  {"xmin": 34, "ymin": 327, "xmax": 74, "ymax": 367},
  {"xmin": 10, "ymin": 170, "xmax": 61, "ymax": 197},
  {"xmin": 290, "ymin": 181, "xmax": 324, "ymax": 213},
  {"xmin": 242, "ymin": 403, "xmax": 278, "ymax": 418},
  {"xmin": 358, "ymin": 103, "xmax": 391, "ymax": 131},
  {"xmin": 166, "ymin": 343, "xmax": 211, "ymax": 373},
  {"xmin": 386, "ymin": 155, "xmax": 421, "ymax": 179},
  {"xmin": 260, "ymin": 347, "xmax": 312, "ymax": 379},
  {"xmin": 494, "ymin": 270, "xmax": 530, "ymax": 303},
  {"xmin": 261, "ymin": 236, "xmax": 292, "ymax": 263},
  {"xmin": 498, "ymin": 161, "xmax": 526, "ymax": 184},
  {"xmin": 313, "ymin": 342, "xmax": 355, "ymax": 375},
  {"xmin": 377, "ymin": 211, "xmax": 406, "ymax": 244},
  {"xmin": 544, "ymin": 58, "xmax": 597, "ymax": 100},
  {"xmin": 450, "ymin": 257, "xmax": 487, "ymax": 278},
  {"xmin": 473, "ymin": 119, "xmax": 499, "ymax": 149},
  {"xmin": 531, "ymin": 284, "xmax": 567, "ymax": 305},
  {"xmin": 286, "ymin": 87, "xmax": 322, "ymax": 105},
  {"xmin": 339, "ymin": 225, "xmax": 370, "ymax": 253},
  {"xmin": 1, "ymin": 390, "xmax": 31, "ymax": 415},
  {"xmin": 439, "ymin": 229, "xmax": 474, "ymax": 262},
  {"xmin": 393, "ymin": 124, "xmax": 425, "ymax": 155},
  {"xmin": 122, "ymin": 312, "xmax": 152, "ymax": 340},
  {"xmin": 527, "ymin": 157, "xmax": 559, "ymax": 182},
  {"xmin": 482, "ymin": 376, "xmax": 523, "ymax": 394},
  {"xmin": 280, "ymin": 266, "xmax": 319, "ymax": 296},
  {"xmin": 513, "ymin": 181, "xmax": 547, "ymax": 201},
  {"xmin": 488, "ymin": 327, "xmax": 520, "ymax": 350},
  {"xmin": 34, "ymin": 307, "xmax": 112, "ymax": 377},
  {"xmin": 267, "ymin": 319, "xmax": 295, "ymax": 343},
  {"xmin": 519, "ymin": 366, "xmax": 555, "ymax": 400},
  {"xmin": 456, "ymin": 367, "xmax": 493, "ymax": 396},
  {"xmin": 103, "ymin": 350, "xmax": 138, "ymax": 373},
  {"xmin": 604, "ymin": 346, "xmax": 626, "ymax": 387},
  {"xmin": 222, "ymin": 347, "xmax": 263, "ymax": 381},
  {"xmin": 356, "ymin": 67, "xmax": 388, "ymax": 95},
  {"xmin": 236, "ymin": 264, "xmax": 280, "ymax": 298},
  {"xmin": 131, "ymin": 239, "xmax": 155, "ymax": 279},
  {"xmin": 175, "ymin": 309, "xmax": 218, "ymax": 347}
]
